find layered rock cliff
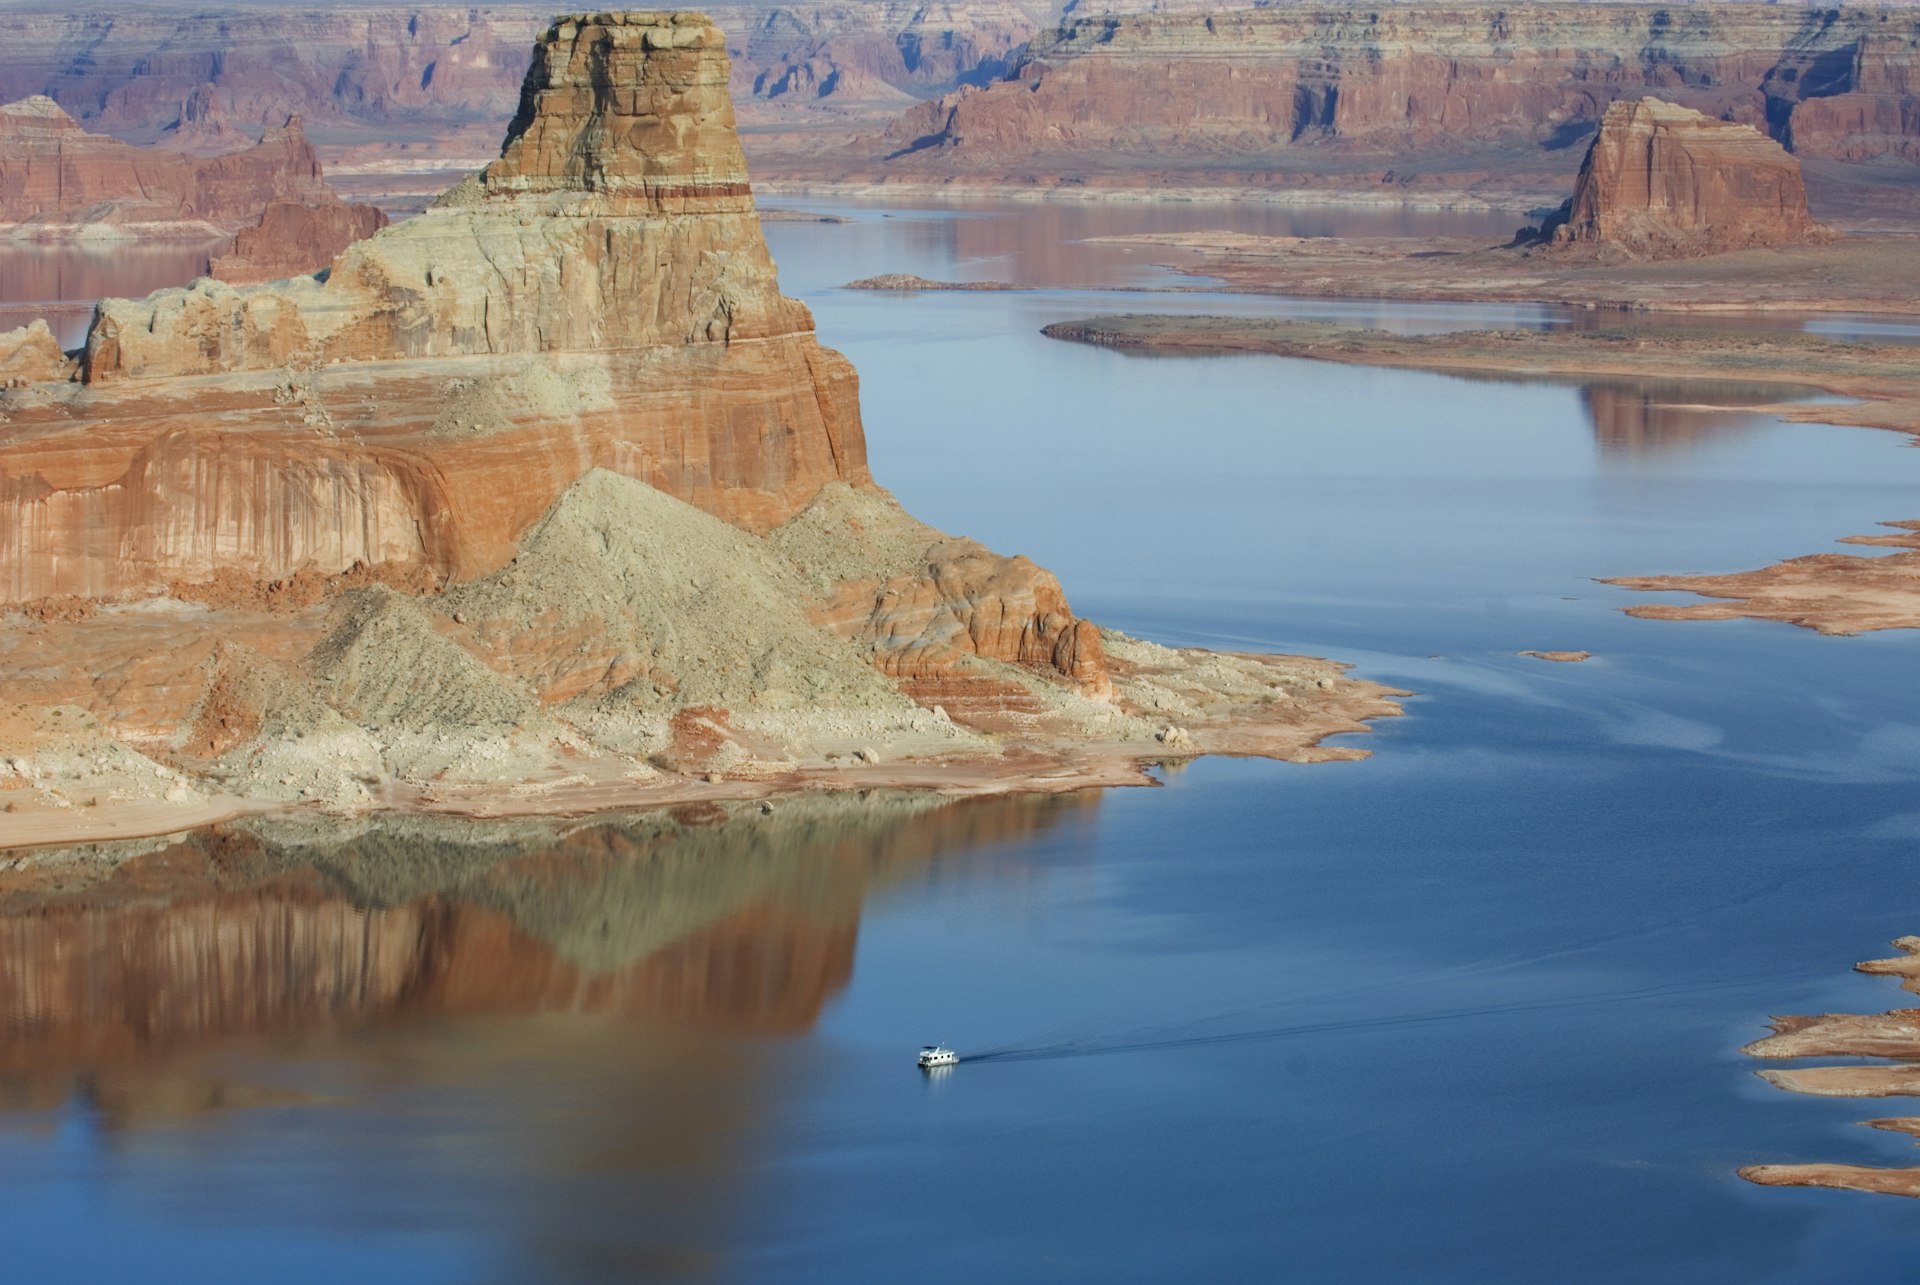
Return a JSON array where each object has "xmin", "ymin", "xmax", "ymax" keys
[
  {"xmin": 0, "ymin": 98, "xmax": 379, "ymax": 235},
  {"xmin": 0, "ymin": 12, "xmax": 1398, "ymax": 833},
  {"xmin": 1541, "ymin": 98, "xmax": 1831, "ymax": 257},
  {"xmin": 865, "ymin": 4, "xmax": 1920, "ymax": 203},
  {"xmin": 2, "ymin": 3, "xmax": 1917, "ymax": 208},
  {"xmin": 22, "ymin": 12, "xmax": 871, "ymax": 599}
]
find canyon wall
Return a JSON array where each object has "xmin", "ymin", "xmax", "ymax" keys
[
  {"xmin": 0, "ymin": 2, "xmax": 1056, "ymax": 149},
  {"xmin": 871, "ymin": 5, "xmax": 1920, "ymax": 198},
  {"xmin": 3, "ymin": 3, "xmax": 1916, "ymax": 201}
]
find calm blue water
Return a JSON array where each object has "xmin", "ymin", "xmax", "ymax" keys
[{"xmin": 3, "ymin": 201, "xmax": 1919, "ymax": 1282}]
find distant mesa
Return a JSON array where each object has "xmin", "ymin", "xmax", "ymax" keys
[
  {"xmin": 0, "ymin": 97, "xmax": 381, "ymax": 254},
  {"xmin": 847, "ymin": 6, "xmax": 1920, "ymax": 208},
  {"xmin": 1529, "ymin": 98, "xmax": 1833, "ymax": 259},
  {"xmin": 209, "ymin": 191, "xmax": 390, "ymax": 285}
]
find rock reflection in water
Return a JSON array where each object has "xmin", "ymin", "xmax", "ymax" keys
[
  {"xmin": 0, "ymin": 790, "xmax": 1092, "ymax": 1128},
  {"xmin": 0, "ymin": 239, "xmax": 228, "ymax": 348},
  {"xmin": 1582, "ymin": 379, "xmax": 1816, "ymax": 455}
]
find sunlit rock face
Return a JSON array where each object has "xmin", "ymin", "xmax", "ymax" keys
[
  {"xmin": 0, "ymin": 12, "xmax": 1117, "ymax": 776},
  {"xmin": 1550, "ymin": 98, "xmax": 1830, "ymax": 258},
  {"xmin": 2, "ymin": 12, "xmax": 873, "ymax": 605}
]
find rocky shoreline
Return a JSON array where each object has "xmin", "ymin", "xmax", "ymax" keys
[{"xmin": 1740, "ymin": 939, "xmax": 1920, "ymax": 1199}]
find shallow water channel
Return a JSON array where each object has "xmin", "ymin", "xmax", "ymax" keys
[{"xmin": 4, "ymin": 200, "xmax": 1920, "ymax": 1282}]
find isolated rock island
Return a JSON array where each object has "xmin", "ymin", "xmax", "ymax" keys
[
  {"xmin": 1533, "ymin": 98, "xmax": 1831, "ymax": 258},
  {"xmin": 0, "ymin": 12, "xmax": 1399, "ymax": 847}
]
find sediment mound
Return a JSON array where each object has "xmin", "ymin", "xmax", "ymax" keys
[{"xmin": 1538, "ymin": 98, "xmax": 1832, "ymax": 258}]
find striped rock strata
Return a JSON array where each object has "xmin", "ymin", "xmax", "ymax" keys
[
  {"xmin": 1545, "ymin": 98, "xmax": 1831, "ymax": 257},
  {"xmin": 1, "ymin": 11, "xmax": 1403, "ymax": 823},
  {"xmin": 870, "ymin": 5, "xmax": 1920, "ymax": 198}
]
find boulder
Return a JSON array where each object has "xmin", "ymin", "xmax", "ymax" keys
[{"xmin": 0, "ymin": 319, "xmax": 71, "ymax": 386}]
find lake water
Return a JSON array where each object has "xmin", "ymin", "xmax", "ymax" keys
[
  {"xmin": 5, "ymin": 200, "xmax": 1920, "ymax": 1282},
  {"xmin": 0, "ymin": 239, "xmax": 225, "ymax": 349}
]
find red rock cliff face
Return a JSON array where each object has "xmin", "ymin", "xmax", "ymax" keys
[
  {"xmin": 875, "ymin": 5, "xmax": 1920, "ymax": 190},
  {"xmin": 209, "ymin": 198, "xmax": 392, "ymax": 284},
  {"xmin": 0, "ymin": 98, "xmax": 359, "ymax": 230},
  {"xmin": 1552, "ymin": 98, "xmax": 1831, "ymax": 257},
  {"xmin": 0, "ymin": 13, "xmax": 873, "ymax": 604}
]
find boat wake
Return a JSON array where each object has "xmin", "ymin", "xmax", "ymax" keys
[{"xmin": 956, "ymin": 973, "xmax": 1759, "ymax": 1065}]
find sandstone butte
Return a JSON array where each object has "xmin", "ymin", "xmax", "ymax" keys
[
  {"xmin": 0, "ymin": 11, "xmax": 1401, "ymax": 844},
  {"xmin": 0, "ymin": 95, "xmax": 387, "ymax": 268},
  {"xmin": 1536, "ymin": 98, "xmax": 1831, "ymax": 257},
  {"xmin": 857, "ymin": 4, "xmax": 1920, "ymax": 205}
]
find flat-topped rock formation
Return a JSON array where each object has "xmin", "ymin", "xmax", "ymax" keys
[
  {"xmin": 0, "ymin": 3, "xmax": 1917, "ymax": 211},
  {"xmin": 1541, "ymin": 98, "xmax": 1831, "ymax": 257},
  {"xmin": 0, "ymin": 98, "xmax": 379, "ymax": 237},
  {"xmin": 0, "ymin": 12, "xmax": 1400, "ymax": 841}
]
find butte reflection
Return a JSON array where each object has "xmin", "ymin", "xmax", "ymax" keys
[
  {"xmin": 1582, "ymin": 379, "xmax": 1816, "ymax": 455},
  {"xmin": 0, "ymin": 791, "xmax": 1094, "ymax": 1127}
]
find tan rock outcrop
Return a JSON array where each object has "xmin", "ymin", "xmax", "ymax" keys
[
  {"xmin": 0, "ymin": 13, "xmax": 1408, "ymax": 832},
  {"xmin": 1740, "ymin": 938, "xmax": 1920, "ymax": 1198},
  {"xmin": 0, "ymin": 319, "xmax": 71, "ymax": 385},
  {"xmin": 0, "ymin": 12, "xmax": 1130, "ymax": 742},
  {"xmin": 1546, "ymin": 98, "xmax": 1831, "ymax": 257}
]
